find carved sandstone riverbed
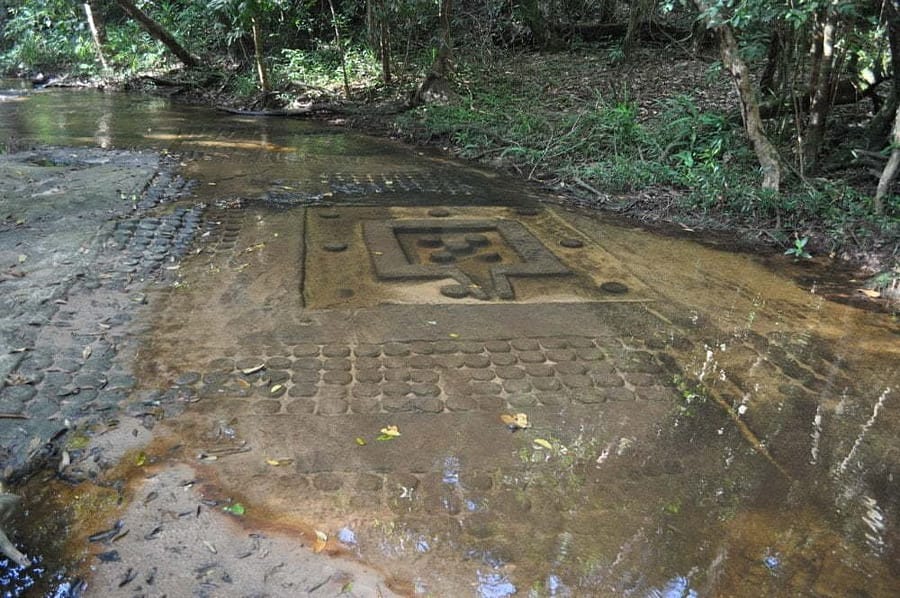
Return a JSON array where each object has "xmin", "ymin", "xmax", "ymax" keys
[{"xmin": 0, "ymin": 84, "xmax": 897, "ymax": 597}]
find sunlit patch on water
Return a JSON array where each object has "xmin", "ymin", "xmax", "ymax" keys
[
  {"xmin": 442, "ymin": 456, "xmax": 461, "ymax": 485},
  {"xmin": 809, "ymin": 403, "xmax": 823, "ymax": 464},
  {"xmin": 0, "ymin": 553, "xmax": 84, "ymax": 598},
  {"xmin": 476, "ymin": 570, "xmax": 517, "ymax": 597},
  {"xmin": 647, "ymin": 575, "xmax": 699, "ymax": 598},
  {"xmin": 862, "ymin": 496, "xmax": 886, "ymax": 554},
  {"xmin": 836, "ymin": 387, "xmax": 891, "ymax": 477}
]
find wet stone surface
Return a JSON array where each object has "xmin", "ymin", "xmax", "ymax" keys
[
  {"xmin": 265, "ymin": 171, "xmax": 478, "ymax": 206},
  {"xmin": 0, "ymin": 148, "xmax": 199, "ymax": 478},
  {"xmin": 170, "ymin": 336, "xmax": 680, "ymax": 415}
]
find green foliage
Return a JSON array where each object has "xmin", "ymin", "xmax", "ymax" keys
[
  {"xmin": 276, "ymin": 46, "xmax": 380, "ymax": 90},
  {"xmin": 672, "ymin": 375, "xmax": 708, "ymax": 418},
  {"xmin": 0, "ymin": 0, "xmax": 89, "ymax": 71},
  {"xmin": 784, "ymin": 236, "xmax": 812, "ymax": 259},
  {"xmin": 571, "ymin": 158, "xmax": 673, "ymax": 193},
  {"xmin": 231, "ymin": 72, "xmax": 259, "ymax": 97},
  {"xmin": 105, "ymin": 24, "xmax": 168, "ymax": 74}
]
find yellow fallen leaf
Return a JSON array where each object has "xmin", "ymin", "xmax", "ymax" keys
[
  {"xmin": 313, "ymin": 530, "xmax": 328, "ymax": 553},
  {"xmin": 266, "ymin": 458, "xmax": 293, "ymax": 466},
  {"xmin": 533, "ymin": 438, "xmax": 553, "ymax": 450},
  {"xmin": 379, "ymin": 425, "xmax": 400, "ymax": 437},
  {"xmin": 355, "ymin": 437, "xmax": 367, "ymax": 446},
  {"xmin": 241, "ymin": 364, "xmax": 265, "ymax": 374},
  {"xmin": 449, "ymin": 333, "xmax": 459, "ymax": 338},
  {"xmin": 858, "ymin": 288, "xmax": 881, "ymax": 298},
  {"xmin": 270, "ymin": 384, "xmax": 283, "ymax": 394},
  {"xmin": 236, "ymin": 378, "xmax": 252, "ymax": 389}
]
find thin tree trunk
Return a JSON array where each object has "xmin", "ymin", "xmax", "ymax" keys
[
  {"xmin": 380, "ymin": 16, "xmax": 392, "ymax": 84},
  {"xmin": 409, "ymin": 0, "xmax": 454, "ymax": 107},
  {"xmin": 874, "ymin": 103, "xmax": 900, "ymax": 214},
  {"xmin": 694, "ymin": 1, "xmax": 781, "ymax": 190},
  {"xmin": 625, "ymin": 0, "xmax": 658, "ymax": 58},
  {"xmin": 803, "ymin": 12, "xmax": 838, "ymax": 173},
  {"xmin": 598, "ymin": 0, "xmax": 617, "ymax": 23},
  {"xmin": 867, "ymin": 0, "xmax": 900, "ymax": 148},
  {"xmin": 759, "ymin": 30, "xmax": 780, "ymax": 96},
  {"xmin": 83, "ymin": 2, "xmax": 108, "ymax": 69},
  {"xmin": 250, "ymin": 16, "xmax": 270, "ymax": 94},
  {"xmin": 116, "ymin": 0, "xmax": 198, "ymax": 67},
  {"xmin": 440, "ymin": 0, "xmax": 452, "ymax": 49},
  {"xmin": 326, "ymin": 0, "xmax": 351, "ymax": 99},
  {"xmin": 374, "ymin": 0, "xmax": 391, "ymax": 84},
  {"xmin": 519, "ymin": 0, "xmax": 547, "ymax": 46},
  {"xmin": 87, "ymin": 0, "xmax": 106, "ymax": 43}
]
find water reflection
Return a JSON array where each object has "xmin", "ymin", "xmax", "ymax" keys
[{"xmin": 0, "ymin": 553, "xmax": 84, "ymax": 598}]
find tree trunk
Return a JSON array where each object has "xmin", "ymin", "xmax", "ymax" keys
[
  {"xmin": 694, "ymin": 1, "xmax": 781, "ymax": 191},
  {"xmin": 874, "ymin": 102, "xmax": 900, "ymax": 214},
  {"xmin": 83, "ymin": 2, "xmax": 108, "ymax": 69},
  {"xmin": 91, "ymin": 0, "xmax": 107, "ymax": 42},
  {"xmin": 519, "ymin": 0, "xmax": 548, "ymax": 47},
  {"xmin": 116, "ymin": 0, "xmax": 198, "ymax": 67},
  {"xmin": 249, "ymin": 16, "xmax": 270, "ymax": 95},
  {"xmin": 624, "ymin": 0, "xmax": 650, "ymax": 58},
  {"xmin": 803, "ymin": 11, "xmax": 839, "ymax": 173},
  {"xmin": 372, "ymin": 0, "xmax": 391, "ymax": 84},
  {"xmin": 380, "ymin": 15, "xmax": 392, "ymax": 84},
  {"xmin": 598, "ymin": 0, "xmax": 617, "ymax": 23},
  {"xmin": 409, "ymin": 0, "xmax": 454, "ymax": 107},
  {"xmin": 326, "ymin": 0, "xmax": 351, "ymax": 99},
  {"xmin": 440, "ymin": 0, "xmax": 452, "ymax": 49},
  {"xmin": 759, "ymin": 30, "xmax": 781, "ymax": 97},
  {"xmin": 867, "ymin": 0, "xmax": 900, "ymax": 148}
]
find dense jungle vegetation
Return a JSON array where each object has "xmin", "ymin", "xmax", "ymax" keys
[{"xmin": 1, "ymin": 1, "xmax": 898, "ymax": 284}]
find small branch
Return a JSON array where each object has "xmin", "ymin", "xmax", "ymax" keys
[{"xmin": 572, "ymin": 177, "xmax": 605, "ymax": 199}]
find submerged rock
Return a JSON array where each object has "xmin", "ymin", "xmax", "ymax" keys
[{"xmin": 0, "ymin": 492, "xmax": 30, "ymax": 567}]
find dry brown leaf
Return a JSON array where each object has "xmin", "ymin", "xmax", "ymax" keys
[{"xmin": 500, "ymin": 413, "xmax": 531, "ymax": 430}]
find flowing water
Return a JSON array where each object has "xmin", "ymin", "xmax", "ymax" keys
[{"xmin": 1, "ymin": 83, "xmax": 898, "ymax": 597}]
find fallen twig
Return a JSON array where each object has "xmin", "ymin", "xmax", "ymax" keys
[
  {"xmin": 572, "ymin": 177, "xmax": 606, "ymax": 199},
  {"xmin": 217, "ymin": 103, "xmax": 349, "ymax": 118}
]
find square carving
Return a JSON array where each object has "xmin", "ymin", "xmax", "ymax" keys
[{"xmin": 363, "ymin": 219, "xmax": 570, "ymax": 300}]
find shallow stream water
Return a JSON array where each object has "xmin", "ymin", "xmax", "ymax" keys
[{"xmin": 1, "ymin": 82, "xmax": 898, "ymax": 597}]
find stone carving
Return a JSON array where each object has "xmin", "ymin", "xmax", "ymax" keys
[{"xmin": 363, "ymin": 218, "xmax": 570, "ymax": 300}]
